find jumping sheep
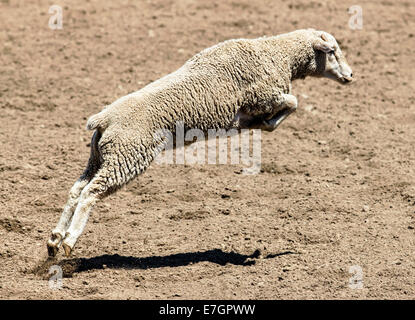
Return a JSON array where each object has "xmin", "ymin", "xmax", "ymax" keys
[{"xmin": 47, "ymin": 28, "xmax": 353, "ymax": 257}]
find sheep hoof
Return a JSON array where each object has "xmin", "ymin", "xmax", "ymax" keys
[
  {"xmin": 62, "ymin": 242, "xmax": 73, "ymax": 257},
  {"xmin": 47, "ymin": 233, "xmax": 63, "ymax": 257},
  {"xmin": 47, "ymin": 242, "xmax": 59, "ymax": 257}
]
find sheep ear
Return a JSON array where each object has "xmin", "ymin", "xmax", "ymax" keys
[
  {"xmin": 321, "ymin": 33, "xmax": 329, "ymax": 42},
  {"xmin": 313, "ymin": 37, "xmax": 334, "ymax": 53}
]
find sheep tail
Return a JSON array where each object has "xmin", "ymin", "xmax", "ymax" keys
[{"xmin": 86, "ymin": 110, "xmax": 110, "ymax": 131}]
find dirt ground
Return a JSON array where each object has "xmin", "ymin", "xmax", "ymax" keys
[{"xmin": 0, "ymin": 0, "xmax": 414, "ymax": 300}]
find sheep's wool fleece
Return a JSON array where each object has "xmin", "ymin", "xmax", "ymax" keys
[{"xmin": 87, "ymin": 29, "xmax": 320, "ymax": 179}]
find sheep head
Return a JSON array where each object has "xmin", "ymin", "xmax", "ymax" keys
[{"xmin": 312, "ymin": 31, "xmax": 353, "ymax": 84}]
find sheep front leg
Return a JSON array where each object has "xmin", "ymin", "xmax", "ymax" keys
[{"xmin": 259, "ymin": 93, "xmax": 298, "ymax": 132}]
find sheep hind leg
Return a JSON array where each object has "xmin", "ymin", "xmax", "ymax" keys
[
  {"xmin": 47, "ymin": 177, "xmax": 90, "ymax": 257},
  {"xmin": 61, "ymin": 156, "xmax": 141, "ymax": 257},
  {"xmin": 47, "ymin": 130, "xmax": 101, "ymax": 257},
  {"xmin": 59, "ymin": 167, "xmax": 112, "ymax": 257}
]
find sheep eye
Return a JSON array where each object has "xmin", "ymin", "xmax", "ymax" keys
[{"xmin": 329, "ymin": 50, "xmax": 335, "ymax": 55}]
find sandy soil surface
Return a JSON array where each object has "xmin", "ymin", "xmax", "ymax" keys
[{"xmin": 0, "ymin": 0, "xmax": 414, "ymax": 299}]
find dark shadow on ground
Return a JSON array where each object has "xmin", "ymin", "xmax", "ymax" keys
[{"xmin": 34, "ymin": 249, "xmax": 297, "ymax": 278}]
